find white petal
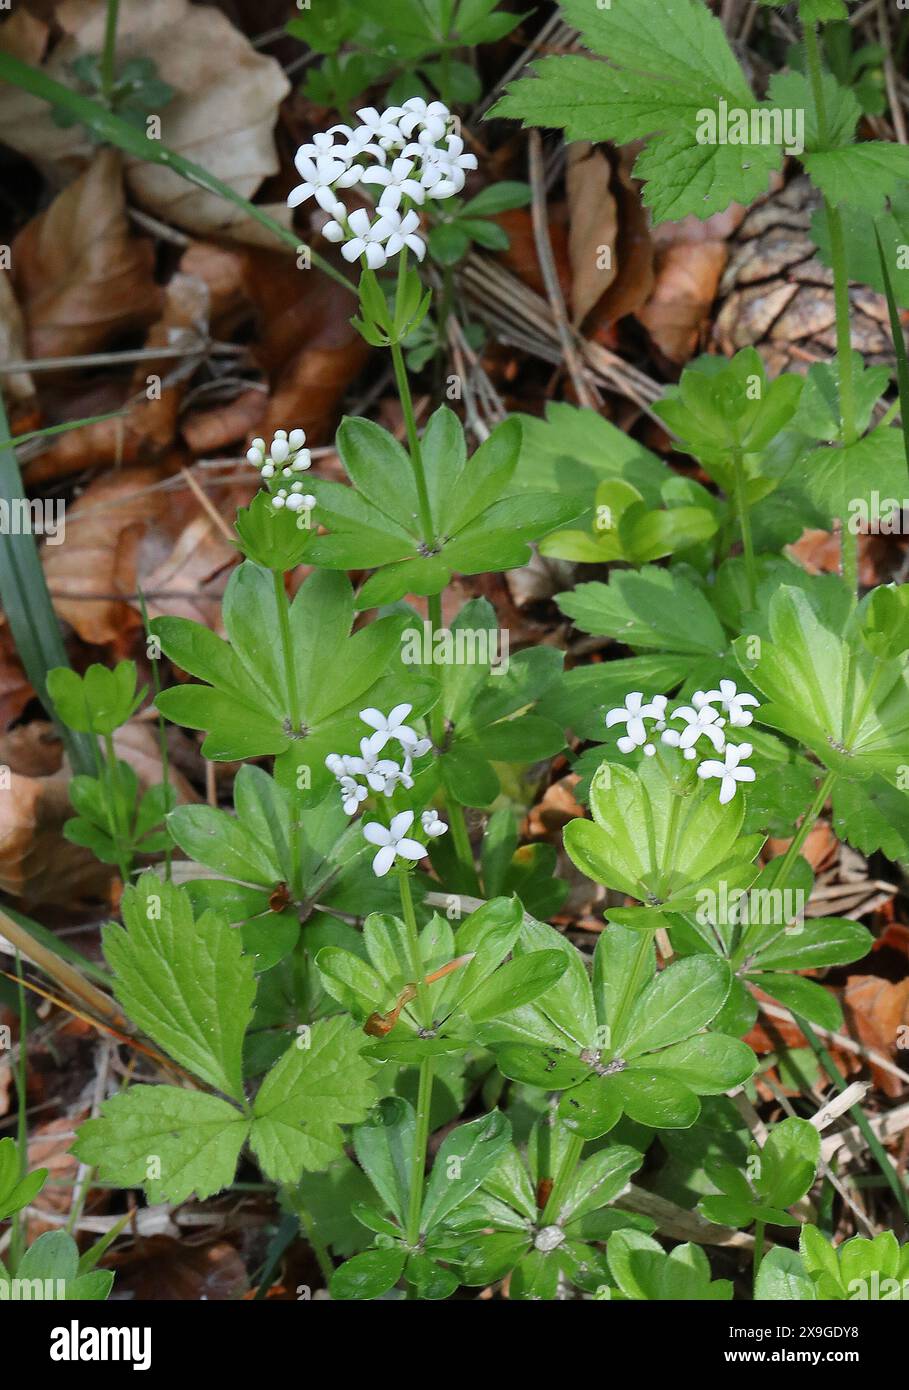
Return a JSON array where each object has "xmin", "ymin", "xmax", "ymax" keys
[
  {"xmin": 388, "ymin": 703, "xmax": 412, "ymax": 726},
  {"xmin": 342, "ymin": 238, "xmax": 367, "ymax": 262},
  {"xmin": 372, "ymin": 845, "xmax": 396, "ymax": 877},
  {"xmin": 395, "ymin": 838, "xmax": 426, "ymax": 862},
  {"xmin": 389, "ymin": 809, "xmax": 415, "ymax": 839},
  {"xmin": 362, "ymin": 821, "xmax": 391, "ymax": 846},
  {"xmin": 364, "ymin": 243, "xmax": 388, "ymax": 268}
]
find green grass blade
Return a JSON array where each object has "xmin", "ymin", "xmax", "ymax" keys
[
  {"xmin": 0, "ymin": 50, "xmax": 356, "ymax": 297},
  {"xmin": 874, "ymin": 221, "xmax": 909, "ymax": 482},
  {"xmin": 0, "ymin": 395, "xmax": 95, "ymax": 773}
]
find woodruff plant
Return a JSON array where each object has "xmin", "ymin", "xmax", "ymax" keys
[{"xmin": 4, "ymin": 0, "xmax": 906, "ymax": 1304}]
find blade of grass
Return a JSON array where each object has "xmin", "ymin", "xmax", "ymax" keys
[
  {"xmin": 0, "ymin": 395, "xmax": 95, "ymax": 774},
  {"xmin": 1, "ymin": 901, "xmax": 110, "ymax": 986},
  {"xmin": 0, "ymin": 51, "xmax": 356, "ymax": 297},
  {"xmin": 874, "ymin": 221, "xmax": 909, "ymax": 482},
  {"xmin": 8, "ymin": 411, "xmax": 127, "ymax": 448}
]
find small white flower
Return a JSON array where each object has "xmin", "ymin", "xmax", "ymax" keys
[
  {"xmin": 360, "ymin": 704, "xmax": 420, "ymax": 754},
  {"xmin": 337, "ymin": 207, "xmax": 398, "ymax": 268},
  {"xmin": 381, "ymin": 208, "xmax": 426, "ymax": 262},
  {"xmin": 605, "ymin": 692, "xmax": 662, "ymax": 754},
  {"xmin": 339, "ymin": 775, "xmax": 368, "ymax": 816},
  {"xmin": 325, "ymin": 753, "xmax": 346, "ymax": 777},
  {"xmin": 411, "ymin": 135, "xmax": 477, "ymax": 198},
  {"xmin": 362, "ymin": 156, "xmax": 426, "ymax": 210},
  {"xmin": 288, "ymin": 154, "xmax": 360, "ymax": 212},
  {"xmin": 661, "ymin": 705, "xmax": 726, "ymax": 758},
  {"xmin": 695, "ymin": 679, "xmax": 760, "ymax": 729},
  {"xmin": 294, "ymin": 131, "xmax": 354, "ymax": 163},
  {"xmin": 353, "ymin": 106, "xmax": 405, "ymax": 146},
  {"xmin": 364, "ymin": 811, "xmax": 426, "ymax": 877},
  {"xmin": 399, "ymin": 97, "xmax": 450, "ymax": 143},
  {"xmin": 697, "ymin": 742, "xmax": 756, "ymax": 805},
  {"xmin": 421, "ymin": 809, "xmax": 448, "ymax": 838}
]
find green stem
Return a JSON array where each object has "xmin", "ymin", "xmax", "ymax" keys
[
  {"xmin": 101, "ymin": 0, "xmax": 120, "ymax": 104},
  {"xmin": 427, "ymin": 590, "xmax": 446, "ymax": 750},
  {"xmin": 272, "ymin": 570, "xmax": 303, "ymax": 895},
  {"xmin": 732, "ymin": 447, "xmax": 757, "ymax": 609},
  {"xmin": 9, "ymin": 953, "xmax": 28, "ymax": 1274},
  {"xmin": 764, "ymin": 764, "xmax": 909, "ymax": 1222},
  {"xmin": 390, "ymin": 339, "xmax": 435, "ymax": 542},
  {"xmin": 541, "ymin": 1131, "xmax": 584, "ymax": 1226},
  {"xmin": 398, "ymin": 865, "xmax": 431, "ymax": 1025},
  {"xmin": 137, "ymin": 586, "xmax": 172, "ymax": 882},
  {"xmin": 297, "ymin": 1202, "xmax": 334, "ymax": 1288},
  {"xmin": 658, "ymin": 788, "xmax": 684, "ymax": 901},
  {"xmin": 765, "ymin": 768, "xmax": 837, "ymax": 890},
  {"xmin": 803, "ymin": 21, "xmax": 858, "ymax": 594},
  {"xmin": 447, "ymin": 799, "xmax": 479, "ymax": 893},
  {"xmin": 794, "ymin": 1015, "xmax": 909, "ymax": 1222},
  {"xmin": 610, "ymin": 929, "xmax": 658, "ymax": 1053},
  {"xmin": 753, "ymin": 1220, "xmax": 765, "ymax": 1289},
  {"xmin": 406, "ymin": 1056, "xmax": 435, "ymax": 1247},
  {"xmin": 103, "ymin": 732, "xmax": 132, "ymax": 883}
]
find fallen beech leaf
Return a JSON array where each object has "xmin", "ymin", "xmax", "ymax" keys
[
  {"xmin": 11, "ymin": 148, "xmax": 161, "ymax": 361},
  {"xmin": 238, "ymin": 249, "xmax": 371, "ymax": 443},
  {"xmin": 843, "ymin": 974, "xmax": 909, "ymax": 1098},
  {"xmin": 24, "ymin": 272, "xmax": 212, "ymax": 486},
  {"xmin": 0, "ymin": 268, "xmax": 35, "ymax": 404},
  {"xmin": 27, "ymin": 1115, "xmax": 89, "ymax": 1239},
  {"xmin": 0, "ymin": 0, "xmax": 291, "ymax": 242},
  {"xmin": 588, "ymin": 146, "xmax": 654, "ymax": 329},
  {"xmin": 181, "ymin": 387, "xmax": 267, "ymax": 456},
  {"xmin": 43, "ymin": 464, "xmax": 169, "ymax": 645},
  {"xmin": 565, "ymin": 143, "xmax": 617, "ymax": 326},
  {"xmin": 636, "ymin": 240, "xmax": 728, "ymax": 365},
  {"xmin": 43, "ymin": 464, "xmax": 241, "ymax": 643},
  {"xmin": 495, "ymin": 208, "xmax": 572, "ymax": 303},
  {"xmin": 110, "ymin": 1237, "xmax": 249, "ymax": 1301},
  {"xmin": 0, "ymin": 625, "xmax": 32, "ymax": 732}
]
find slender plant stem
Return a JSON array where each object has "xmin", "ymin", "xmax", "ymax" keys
[
  {"xmin": 658, "ymin": 788, "xmax": 684, "ymax": 901},
  {"xmin": 101, "ymin": 0, "xmax": 120, "ymax": 104},
  {"xmin": 406, "ymin": 1056, "xmax": 435, "ymax": 1247},
  {"xmin": 137, "ymin": 587, "xmax": 172, "ymax": 881},
  {"xmin": 103, "ymin": 732, "xmax": 132, "ymax": 884},
  {"xmin": 541, "ymin": 1131, "xmax": 584, "ymax": 1225},
  {"xmin": 765, "ymin": 768, "xmax": 837, "ymax": 890},
  {"xmin": 765, "ymin": 768, "xmax": 909, "ymax": 1220},
  {"xmin": 296, "ymin": 1201, "xmax": 335, "ymax": 1287},
  {"xmin": 753, "ymin": 1220, "xmax": 765, "ymax": 1288},
  {"xmin": 10, "ymin": 952, "xmax": 28, "ymax": 1273},
  {"xmin": 732, "ymin": 447, "xmax": 757, "ymax": 608},
  {"xmin": 398, "ymin": 865, "xmax": 431, "ymax": 1024},
  {"xmin": 794, "ymin": 1014, "xmax": 909, "ymax": 1222},
  {"xmin": 390, "ymin": 340, "xmax": 435, "ymax": 541},
  {"xmin": 427, "ymin": 590, "xmax": 446, "ymax": 749},
  {"xmin": 803, "ymin": 20, "xmax": 858, "ymax": 595},
  {"xmin": 447, "ymin": 800, "xmax": 479, "ymax": 892},
  {"xmin": 272, "ymin": 570, "xmax": 304, "ymax": 895}
]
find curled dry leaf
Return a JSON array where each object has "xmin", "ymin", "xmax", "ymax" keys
[
  {"xmin": 0, "ymin": 0, "xmax": 291, "ymax": 242},
  {"xmin": 565, "ymin": 143, "xmax": 618, "ymax": 327},
  {"xmin": 11, "ymin": 147, "xmax": 161, "ymax": 361},
  {"xmin": 636, "ymin": 240, "xmax": 729, "ymax": 366},
  {"xmin": 0, "ymin": 721, "xmax": 196, "ymax": 906},
  {"xmin": 843, "ymin": 975, "xmax": 909, "ymax": 1099},
  {"xmin": 0, "ymin": 268, "xmax": 35, "ymax": 405},
  {"xmin": 24, "ymin": 271, "xmax": 213, "ymax": 486},
  {"xmin": 0, "ymin": 624, "xmax": 33, "ymax": 733}
]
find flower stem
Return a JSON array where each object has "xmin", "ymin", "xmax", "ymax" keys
[
  {"xmin": 732, "ymin": 447, "xmax": 757, "ymax": 609},
  {"xmin": 765, "ymin": 768, "xmax": 837, "ymax": 889},
  {"xmin": 398, "ymin": 864, "xmax": 431, "ymax": 1025},
  {"xmin": 406, "ymin": 1055, "xmax": 435, "ymax": 1248},
  {"xmin": 753, "ymin": 1220, "xmax": 765, "ymax": 1289},
  {"xmin": 101, "ymin": 0, "xmax": 120, "ymax": 105},
  {"xmin": 803, "ymin": 20, "xmax": 858, "ymax": 596},
  {"xmin": 103, "ymin": 731, "xmax": 132, "ymax": 884},
  {"xmin": 296, "ymin": 1201, "xmax": 335, "ymax": 1288},
  {"xmin": 273, "ymin": 569, "xmax": 303, "ymax": 893},
  {"xmin": 390, "ymin": 339, "xmax": 435, "ymax": 542}
]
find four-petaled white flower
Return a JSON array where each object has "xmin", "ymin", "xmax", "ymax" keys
[
  {"xmin": 694, "ymin": 679, "xmax": 760, "ymax": 728},
  {"xmin": 362, "ymin": 157, "xmax": 426, "ymax": 210},
  {"xmin": 421, "ymin": 809, "xmax": 448, "ymax": 838},
  {"xmin": 411, "ymin": 135, "xmax": 477, "ymax": 197},
  {"xmin": 288, "ymin": 154, "xmax": 359, "ymax": 213},
  {"xmin": 334, "ymin": 207, "xmax": 401, "ymax": 268},
  {"xmin": 364, "ymin": 811, "xmax": 427, "ymax": 877},
  {"xmin": 399, "ymin": 97, "xmax": 450, "ymax": 142},
  {"xmin": 697, "ymin": 743, "xmax": 756, "ymax": 805},
  {"xmin": 339, "ymin": 775, "xmax": 368, "ymax": 816},
  {"xmin": 661, "ymin": 704, "xmax": 726, "ymax": 758},
  {"xmin": 379, "ymin": 208, "xmax": 426, "ymax": 262},
  {"xmin": 352, "ymin": 106, "xmax": 405, "ymax": 147},
  {"xmin": 605, "ymin": 692, "xmax": 663, "ymax": 754},
  {"xmin": 360, "ymin": 703, "xmax": 420, "ymax": 754}
]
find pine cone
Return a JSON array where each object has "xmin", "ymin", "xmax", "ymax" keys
[{"xmin": 713, "ymin": 175, "xmax": 893, "ymax": 376}]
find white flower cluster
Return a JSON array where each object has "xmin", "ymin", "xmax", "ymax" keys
[
  {"xmin": 325, "ymin": 704, "xmax": 447, "ymax": 876},
  {"xmin": 605, "ymin": 679, "xmax": 759, "ymax": 805},
  {"xmin": 288, "ymin": 99, "xmax": 478, "ymax": 270},
  {"xmin": 246, "ymin": 429, "xmax": 315, "ymax": 515}
]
